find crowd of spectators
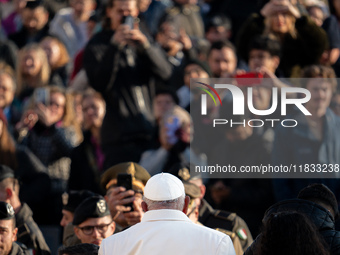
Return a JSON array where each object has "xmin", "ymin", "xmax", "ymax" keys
[{"xmin": 1, "ymin": 0, "xmax": 340, "ymax": 254}]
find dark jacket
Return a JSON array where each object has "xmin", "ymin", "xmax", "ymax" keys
[
  {"xmin": 68, "ymin": 131, "xmax": 103, "ymax": 194},
  {"xmin": 198, "ymin": 199, "xmax": 253, "ymax": 251},
  {"xmin": 20, "ymin": 122, "xmax": 75, "ymax": 224},
  {"xmin": 8, "ymin": 25, "xmax": 50, "ymax": 49},
  {"xmin": 16, "ymin": 203, "xmax": 51, "ymax": 255},
  {"xmin": 83, "ymin": 28, "xmax": 172, "ymax": 163},
  {"xmin": 15, "ymin": 145, "xmax": 51, "ymax": 207},
  {"xmin": 0, "ymin": 39, "xmax": 18, "ymax": 70},
  {"xmin": 272, "ymin": 109, "xmax": 340, "ymax": 201},
  {"xmin": 245, "ymin": 199, "xmax": 340, "ymax": 255},
  {"xmin": 236, "ymin": 14, "xmax": 328, "ymax": 77}
]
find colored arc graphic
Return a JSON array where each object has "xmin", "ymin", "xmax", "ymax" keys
[
  {"xmin": 197, "ymin": 88, "xmax": 217, "ymax": 106},
  {"xmin": 196, "ymin": 82, "xmax": 222, "ymax": 105}
]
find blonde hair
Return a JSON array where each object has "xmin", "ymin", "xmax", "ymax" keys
[
  {"xmin": 16, "ymin": 43, "xmax": 50, "ymax": 96},
  {"xmin": 264, "ymin": 13, "xmax": 297, "ymax": 40},
  {"xmin": 40, "ymin": 36, "xmax": 70, "ymax": 70},
  {"xmin": 0, "ymin": 62, "xmax": 16, "ymax": 91},
  {"xmin": 50, "ymin": 86, "xmax": 83, "ymax": 141},
  {"xmin": 25, "ymin": 86, "xmax": 83, "ymax": 143}
]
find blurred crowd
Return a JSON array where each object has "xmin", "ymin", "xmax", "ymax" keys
[{"xmin": 1, "ymin": 0, "xmax": 340, "ymax": 254}]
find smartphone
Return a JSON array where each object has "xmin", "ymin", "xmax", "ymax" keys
[
  {"xmin": 165, "ymin": 116, "xmax": 181, "ymax": 145},
  {"xmin": 234, "ymin": 72, "xmax": 263, "ymax": 87},
  {"xmin": 34, "ymin": 88, "xmax": 49, "ymax": 105},
  {"xmin": 122, "ymin": 15, "xmax": 134, "ymax": 30},
  {"xmin": 117, "ymin": 173, "xmax": 134, "ymax": 212}
]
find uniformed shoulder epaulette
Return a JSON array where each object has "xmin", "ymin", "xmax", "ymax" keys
[
  {"xmin": 213, "ymin": 210, "xmax": 237, "ymax": 222},
  {"xmin": 215, "ymin": 228, "xmax": 235, "ymax": 239}
]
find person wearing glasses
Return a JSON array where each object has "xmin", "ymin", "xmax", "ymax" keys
[{"xmin": 72, "ymin": 196, "xmax": 115, "ymax": 246}]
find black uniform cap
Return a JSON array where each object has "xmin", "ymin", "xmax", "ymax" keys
[
  {"xmin": 72, "ymin": 196, "xmax": 110, "ymax": 226},
  {"xmin": 62, "ymin": 190, "xmax": 96, "ymax": 212},
  {"xmin": 0, "ymin": 202, "xmax": 15, "ymax": 220}
]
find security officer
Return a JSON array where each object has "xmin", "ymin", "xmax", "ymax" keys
[
  {"xmin": 0, "ymin": 201, "xmax": 28, "ymax": 255},
  {"xmin": 182, "ymin": 176, "xmax": 243, "ymax": 255},
  {"xmin": 168, "ymin": 163, "xmax": 253, "ymax": 252},
  {"xmin": 61, "ymin": 190, "xmax": 96, "ymax": 247},
  {"xmin": 0, "ymin": 165, "xmax": 50, "ymax": 255},
  {"xmin": 100, "ymin": 162, "xmax": 150, "ymax": 231},
  {"xmin": 73, "ymin": 196, "xmax": 115, "ymax": 246}
]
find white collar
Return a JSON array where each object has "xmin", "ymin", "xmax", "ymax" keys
[{"xmin": 141, "ymin": 209, "xmax": 193, "ymax": 223}]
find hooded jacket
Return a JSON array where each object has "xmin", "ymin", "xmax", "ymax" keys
[{"xmin": 245, "ymin": 199, "xmax": 340, "ymax": 255}]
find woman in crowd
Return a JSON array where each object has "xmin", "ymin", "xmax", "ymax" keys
[
  {"xmin": 236, "ymin": 0, "xmax": 328, "ymax": 77},
  {"xmin": 40, "ymin": 36, "xmax": 70, "ymax": 87},
  {"xmin": 0, "ymin": 108, "xmax": 50, "ymax": 211},
  {"xmin": 16, "ymin": 43, "xmax": 50, "ymax": 102},
  {"xmin": 68, "ymin": 90, "xmax": 106, "ymax": 194},
  {"xmin": 17, "ymin": 85, "xmax": 81, "ymax": 225}
]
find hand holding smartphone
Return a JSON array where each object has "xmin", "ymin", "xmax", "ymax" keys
[
  {"xmin": 117, "ymin": 173, "xmax": 134, "ymax": 212},
  {"xmin": 122, "ymin": 15, "xmax": 134, "ymax": 30},
  {"xmin": 34, "ymin": 88, "xmax": 50, "ymax": 106},
  {"xmin": 165, "ymin": 116, "xmax": 181, "ymax": 145}
]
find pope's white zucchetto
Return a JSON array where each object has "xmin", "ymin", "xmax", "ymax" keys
[{"xmin": 144, "ymin": 173, "xmax": 185, "ymax": 201}]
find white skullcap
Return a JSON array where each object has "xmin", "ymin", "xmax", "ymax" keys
[{"xmin": 144, "ymin": 173, "xmax": 185, "ymax": 201}]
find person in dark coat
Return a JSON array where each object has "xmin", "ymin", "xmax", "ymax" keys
[
  {"xmin": 69, "ymin": 91, "xmax": 106, "ymax": 194},
  {"xmin": 8, "ymin": 1, "xmax": 50, "ymax": 49},
  {"xmin": 83, "ymin": 0, "xmax": 172, "ymax": 167},
  {"xmin": 0, "ymin": 165, "xmax": 51, "ymax": 255},
  {"xmin": 272, "ymin": 66, "xmax": 340, "ymax": 202},
  {"xmin": 236, "ymin": 0, "xmax": 328, "ymax": 77},
  {"xmin": 245, "ymin": 183, "xmax": 340, "ymax": 255}
]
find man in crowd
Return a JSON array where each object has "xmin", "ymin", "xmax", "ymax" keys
[
  {"xmin": 49, "ymin": 0, "xmax": 96, "ymax": 57},
  {"xmin": 0, "ymin": 165, "xmax": 50, "ymax": 255},
  {"xmin": 8, "ymin": 0, "xmax": 49, "ymax": 49},
  {"xmin": 100, "ymin": 162, "xmax": 150, "ymax": 231},
  {"xmin": 0, "ymin": 201, "xmax": 27, "ymax": 255},
  {"xmin": 208, "ymin": 40, "xmax": 237, "ymax": 78},
  {"xmin": 99, "ymin": 173, "xmax": 236, "ymax": 254},
  {"xmin": 73, "ymin": 196, "xmax": 115, "ymax": 246},
  {"xmin": 83, "ymin": 0, "xmax": 172, "ymax": 167}
]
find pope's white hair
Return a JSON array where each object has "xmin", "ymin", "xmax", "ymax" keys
[{"xmin": 143, "ymin": 195, "xmax": 185, "ymax": 211}]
